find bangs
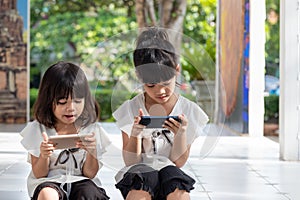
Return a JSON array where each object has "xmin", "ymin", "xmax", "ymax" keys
[
  {"xmin": 136, "ymin": 63, "xmax": 177, "ymax": 84},
  {"xmin": 54, "ymin": 75, "xmax": 86, "ymax": 101}
]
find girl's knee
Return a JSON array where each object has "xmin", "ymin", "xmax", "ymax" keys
[
  {"xmin": 126, "ymin": 189, "xmax": 152, "ymax": 200},
  {"xmin": 37, "ymin": 187, "xmax": 59, "ymax": 200},
  {"xmin": 166, "ymin": 188, "xmax": 190, "ymax": 200}
]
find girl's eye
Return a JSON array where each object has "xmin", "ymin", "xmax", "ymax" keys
[
  {"xmin": 74, "ymin": 99, "xmax": 83, "ymax": 104},
  {"xmin": 146, "ymin": 84, "xmax": 155, "ymax": 88},
  {"xmin": 162, "ymin": 82, "xmax": 171, "ymax": 86},
  {"xmin": 57, "ymin": 101, "xmax": 67, "ymax": 105}
]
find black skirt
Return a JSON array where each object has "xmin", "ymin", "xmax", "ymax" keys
[
  {"xmin": 115, "ymin": 164, "xmax": 195, "ymax": 200},
  {"xmin": 32, "ymin": 179, "xmax": 110, "ymax": 200}
]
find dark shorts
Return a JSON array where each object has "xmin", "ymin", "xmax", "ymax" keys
[
  {"xmin": 32, "ymin": 179, "xmax": 110, "ymax": 200},
  {"xmin": 115, "ymin": 164, "xmax": 195, "ymax": 200}
]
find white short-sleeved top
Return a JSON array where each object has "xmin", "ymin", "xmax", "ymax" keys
[
  {"xmin": 112, "ymin": 93, "xmax": 209, "ymax": 181},
  {"xmin": 20, "ymin": 121, "xmax": 111, "ymax": 197}
]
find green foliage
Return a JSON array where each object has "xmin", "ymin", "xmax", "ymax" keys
[
  {"xmin": 184, "ymin": 0, "xmax": 216, "ymax": 54},
  {"xmin": 29, "ymin": 88, "xmax": 39, "ymax": 108},
  {"xmin": 30, "ymin": 0, "xmax": 281, "ymax": 123},
  {"xmin": 30, "ymin": 0, "xmax": 137, "ymax": 76},
  {"xmin": 30, "ymin": 0, "xmax": 217, "ymax": 84},
  {"xmin": 30, "ymin": 0, "xmax": 135, "ymax": 23},
  {"xmin": 30, "ymin": 0, "xmax": 216, "ymax": 122},
  {"xmin": 264, "ymin": 95, "xmax": 279, "ymax": 122},
  {"xmin": 29, "ymin": 88, "xmax": 39, "ymax": 119},
  {"xmin": 264, "ymin": 0, "xmax": 279, "ymax": 124},
  {"xmin": 265, "ymin": 0, "xmax": 280, "ymax": 77},
  {"xmin": 94, "ymin": 89, "xmax": 137, "ymax": 121},
  {"xmin": 94, "ymin": 89, "xmax": 115, "ymax": 121},
  {"xmin": 181, "ymin": 42, "xmax": 216, "ymax": 81},
  {"xmin": 182, "ymin": 0, "xmax": 216, "ymax": 81}
]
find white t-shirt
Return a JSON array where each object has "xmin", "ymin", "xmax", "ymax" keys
[
  {"xmin": 20, "ymin": 121, "xmax": 111, "ymax": 197},
  {"xmin": 113, "ymin": 93, "xmax": 209, "ymax": 182}
]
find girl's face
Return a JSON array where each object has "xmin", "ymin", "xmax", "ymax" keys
[
  {"xmin": 53, "ymin": 95, "xmax": 85, "ymax": 126},
  {"xmin": 144, "ymin": 76, "xmax": 176, "ymax": 104}
]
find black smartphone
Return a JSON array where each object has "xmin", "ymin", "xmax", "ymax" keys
[{"xmin": 139, "ymin": 116, "xmax": 181, "ymax": 128}]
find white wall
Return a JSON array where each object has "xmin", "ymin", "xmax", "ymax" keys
[{"xmin": 279, "ymin": 0, "xmax": 300, "ymax": 160}]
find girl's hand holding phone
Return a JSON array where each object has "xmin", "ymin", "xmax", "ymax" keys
[
  {"xmin": 163, "ymin": 114, "xmax": 188, "ymax": 135},
  {"xmin": 77, "ymin": 132, "xmax": 97, "ymax": 156},
  {"xmin": 40, "ymin": 132, "xmax": 55, "ymax": 159},
  {"xmin": 131, "ymin": 109, "xmax": 146, "ymax": 138}
]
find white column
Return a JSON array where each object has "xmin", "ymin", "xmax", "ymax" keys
[
  {"xmin": 248, "ymin": 0, "xmax": 266, "ymax": 137},
  {"xmin": 280, "ymin": 0, "xmax": 300, "ymax": 160}
]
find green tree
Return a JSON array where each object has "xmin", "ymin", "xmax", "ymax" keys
[
  {"xmin": 30, "ymin": 0, "xmax": 137, "ymax": 81},
  {"xmin": 182, "ymin": 0, "xmax": 216, "ymax": 80},
  {"xmin": 265, "ymin": 0, "xmax": 279, "ymax": 77},
  {"xmin": 135, "ymin": 0, "xmax": 216, "ymax": 81},
  {"xmin": 135, "ymin": 0, "xmax": 187, "ymax": 53},
  {"xmin": 30, "ymin": 0, "xmax": 217, "ymax": 83},
  {"xmin": 29, "ymin": 0, "xmax": 218, "ymax": 120}
]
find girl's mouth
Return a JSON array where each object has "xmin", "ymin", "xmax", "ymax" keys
[
  {"xmin": 65, "ymin": 115, "xmax": 75, "ymax": 119},
  {"xmin": 157, "ymin": 95, "xmax": 168, "ymax": 99}
]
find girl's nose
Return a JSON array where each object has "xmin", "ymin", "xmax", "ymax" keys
[
  {"xmin": 157, "ymin": 84, "xmax": 166, "ymax": 92},
  {"xmin": 66, "ymin": 101, "xmax": 75, "ymax": 111}
]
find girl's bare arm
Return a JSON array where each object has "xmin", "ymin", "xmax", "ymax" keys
[
  {"xmin": 31, "ymin": 138, "xmax": 54, "ymax": 178},
  {"xmin": 79, "ymin": 133, "xmax": 99, "ymax": 178},
  {"xmin": 122, "ymin": 131, "xmax": 143, "ymax": 166}
]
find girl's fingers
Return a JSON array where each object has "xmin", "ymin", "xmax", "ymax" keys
[
  {"xmin": 41, "ymin": 132, "xmax": 55, "ymax": 152},
  {"xmin": 40, "ymin": 143, "xmax": 54, "ymax": 158},
  {"xmin": 163, "ymin": 116, "xmax": 188, "ymax": 134},
  {"xmin": 78, "ymin": 135, "xmax": 96, "ymax": 150},
  {"xmin": 164, "ymin": 119, "xmax": 179, "ymax": 130},
  {"xmin": 178, "ymin": 114, "xmax": 188, "ymax": 126},
  {"xmin": 169, "ymin": 118, "xmax": 180, "ymax": 127},
  {"xmin": 134, "ymin": 116, "xmax": 141, "ymax": 124},
  {"xmin": 139, "ymin": 108, "xmax": 144, "ymax": 116}
]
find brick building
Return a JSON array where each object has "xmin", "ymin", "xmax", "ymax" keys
[{"xmin": 0, "ymin": 0, "xmax": 27, "ymax": 123}]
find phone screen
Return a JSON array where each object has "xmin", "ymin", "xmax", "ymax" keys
[{"xmin": 139, "ymin": 116, "xmax": 181, "ymax": 128}]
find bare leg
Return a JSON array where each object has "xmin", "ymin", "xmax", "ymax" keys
[
  {"xmin": 166, "ymin": 188, "xmax": 190, "ymax": 200},
  {"xmin": 126, "ymin": 189, "xmax": 152, "ymax": 200},
  {"xmin": 37, "ymin": 187, "xmax": 60, "ymax": 200}
]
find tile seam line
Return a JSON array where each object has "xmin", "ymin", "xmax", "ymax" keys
[
  {"xmin": 186, "ymin": 161, "xmax": 213, "ymax": 200},
  {"xmin": 246, "ymin": 162, "xmax": 291, "ymax": 200}
]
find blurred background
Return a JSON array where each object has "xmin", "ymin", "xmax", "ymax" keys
[{"xmin": 1, "ymin": 0, "xmax": 280, "ymax": 135}]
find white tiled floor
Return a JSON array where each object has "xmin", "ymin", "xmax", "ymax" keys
[
  {"xmin": 1, "ymin": 123, "xmax": 300, "ymax": 199},
  {"xmin": 187, "ymin": 136, "xmax": 298, "ymax": 200}
]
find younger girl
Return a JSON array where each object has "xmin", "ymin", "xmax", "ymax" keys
[
  {"xmin": 113, "ymin": 27, "xmax": 209, "ymax": 200},
  {"xmin": 20, "ymin": 61, "xmax": 110, "ymax": 200}
]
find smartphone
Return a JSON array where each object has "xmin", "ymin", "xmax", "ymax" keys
[
  {"xmin": 139, "ymin": 116, "xmax": 181, "ymax": 128},
  {"xmin": 48, "ymin": 134, "xmax": 91, "ymax": 149}
]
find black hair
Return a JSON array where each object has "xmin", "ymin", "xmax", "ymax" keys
[
  {"xmin": 133, "ymin": 27, "xmax": 178, "ymax": 84},
  {"xmin": 33, "ymin": 61, "xmax": 99, "ymax": 128}
]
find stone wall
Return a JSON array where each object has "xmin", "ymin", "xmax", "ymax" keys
[{"xmin": 0, "ymin": 0, "xmax": 27, "ymax": 123}]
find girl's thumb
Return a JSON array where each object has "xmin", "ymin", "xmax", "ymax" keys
[
  {"xmin": 139, "ymin": 108, "xmax": 144, "ymax": 116},
  {"xmin": 42, "ymin": 132, "xmax": 48, "ymax": 142}
]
